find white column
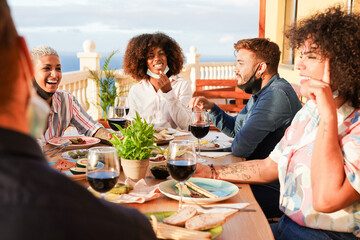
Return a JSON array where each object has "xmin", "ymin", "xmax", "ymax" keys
[
  {"xmin": 77, "ymin": 40, "xmax": 102, "ymax": 120},
  {"xmin": 77, "ymin": 40, "xmax": 101, "ymax": 71},
  {"xmin": 186, "ymin": 46, "xmax": 200, "ymax": 92}
]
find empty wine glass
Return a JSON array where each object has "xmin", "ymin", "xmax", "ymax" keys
[
  {"xmin": 167, "ymin": 140, "xmax": 197, "ymax": 209},
  {"xmin": 86, "ymin": 147, "xmax": 120, "ymax": 199},
  {"xmin": 114, "ymin": 96, "xmax": 129, "ymax": 118},
  {"xmin": 190, "ymin": 110, "xmax": 210, "ymax": 163},
  {"xmin": 108, "ymin": 97, "xmax": 129, "ymax": 130}
]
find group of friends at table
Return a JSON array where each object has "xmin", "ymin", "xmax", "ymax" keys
[{"xmin": 0, "ymin": 0, "xmax": 359, "ymax": 238}]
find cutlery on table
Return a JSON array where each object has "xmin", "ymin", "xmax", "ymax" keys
[
  {"xmin": 49, "ymin": 142, "xmax": 70, "ymax": 157},
  {"xmin": 44, "ymin": 141, "xmax": 69, "ymax": 153},
  {"xmin": 190, "ymin": 199, "xmax": 256, "ymax": 212}
]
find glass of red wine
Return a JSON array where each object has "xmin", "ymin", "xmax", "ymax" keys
[
  {"xmin": 190, "ymin": 110, "xmax": 210, "ymax": 163},
  {"xmin": 86, "ymin": 147, "xmax": 120, "ymax": 199},
  {"xmin": 108, "ymin": 96, "xmax": 129, "ymax": 130},
  {"xmin": 167, "ymin": 140, "xmax": 197, "ymax": 209}
]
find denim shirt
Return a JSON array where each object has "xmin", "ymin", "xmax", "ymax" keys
[{"xmin": 209, "ymin": 74, "xmax": 302, "ymax": 160}]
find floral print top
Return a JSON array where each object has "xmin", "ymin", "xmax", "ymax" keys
[{"xmin": 269, "ymin": 100, "xmax": 360, "ymax": 235}]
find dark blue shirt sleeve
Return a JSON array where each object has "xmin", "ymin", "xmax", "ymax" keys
[{"xmin": 210, "ymin": 89, "xmax": 293, "ymax": 158}]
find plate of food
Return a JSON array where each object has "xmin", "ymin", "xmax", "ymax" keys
[
  {"xmin": 194, "ymin": 140, "xmax": 232, "ymax": 152},
  {"xmin": 61, "ymin": 149, "xmax": 88, "ymax": 160},
  {"xmin": 154, "ymin": 127, "xmax": 177, "ymax": 135},
  {"xmin": 159, "ymin": 178, "xmax": 239, "ymax": 204},
  {"xmin": 145, "ymin": 207, "xmax": 223, "ymax": 239},
  {"xmin": 154, "ymin": 133, "xmax": 174, "ymax": 145},
  {"xmin": 48, "ymin": 136, "xmax": 101, "ymax": 149},
  {"xmin": 49, "ymin": 158, "xmax": 104, "ymax": 180}
]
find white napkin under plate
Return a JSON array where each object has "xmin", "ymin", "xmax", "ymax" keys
[
  {"xmin": 200, "ymin": 152, "xmax": 232, "ymax": 158},
  {"xmin": 88, "ymin": 178, "xmax": 161, "ymax": 203},
  {"xmin": 173, "ymin": 131, "xmax": 191, "ymax": 137}
]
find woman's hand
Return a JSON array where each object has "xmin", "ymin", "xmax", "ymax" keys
[
  {"xmin": 188, "ymin": 97, "xmax": 215, "ymax": 110},
  {"xmin": 307, "ymin": 59, "xmax": 337, "ymax": 118},
  {"xmin": 193, "ymin": 163, "xmax": 212, "ymax": 178},
  {"xmin": 157, "ymin": 71, "xmax": 172, "ymax": 93}
]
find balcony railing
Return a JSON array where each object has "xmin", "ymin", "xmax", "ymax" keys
[{"xmin": 59, "ymin": 40, "xmax": 235, "ymax": 120}]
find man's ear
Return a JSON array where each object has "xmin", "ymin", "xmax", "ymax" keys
[
  {"xmin": 258, "ymin": 62, "xmax": 268, "ymax": 75},
  {"xmin": 18, "ymin": 36, "xmax": 34, "ymax": 77}
]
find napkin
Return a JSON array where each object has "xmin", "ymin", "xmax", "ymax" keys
[
  {"xmin": 173, "ymin": 131, "xmax": 191, "ymax": 137},
  {"xmin": 199, "ymin": 152, "xmax": 232, "ymax": 158},
  {"xmin": 183, "ymin": 203, "xmax": 250, "ymax": 214},
  {"xmin": 89, "ymin": 179, "xmax": 161, "ymax": 203}
]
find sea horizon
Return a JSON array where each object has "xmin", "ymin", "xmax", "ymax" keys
[{"xmin": 59, "ymin": 53, "xmax": 236, "ymax": 73}]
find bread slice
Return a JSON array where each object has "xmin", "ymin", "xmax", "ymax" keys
[
  {"xmin": 163, "ymin": 206, "xmax": 197, "ymax": 227},
  {"xmin": 185, "ymin": 213, "xmax": 226, "ymax": 230}
]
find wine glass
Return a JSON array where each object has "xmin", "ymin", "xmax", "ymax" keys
[
  {"xmin": 167, "ymin": 140, "xmax": 197, "ymax": 209},
  {"xmin": 86, "ymin": 147, "xmax": 120, "ymax": 199},
  {"xmin": 190, "ymin": 110, "xmax": 210, "ymax": 163},
  {"xmin": 108, "ymin": 97, "xmax": 129, "ymax": 130}
]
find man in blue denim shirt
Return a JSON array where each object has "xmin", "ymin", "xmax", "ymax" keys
[{"xmin": 190, "ymin": 38, "xmax": 302, "ymax": 218}]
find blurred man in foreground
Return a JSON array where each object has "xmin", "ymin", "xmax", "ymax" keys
[{"xmin": 0, "ymin": 1, "xmax": 156, "ymax": 239}]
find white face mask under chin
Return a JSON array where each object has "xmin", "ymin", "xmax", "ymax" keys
[{"xmin": 146, "ymin": 65, "xmax": 169, "ymax": 79}]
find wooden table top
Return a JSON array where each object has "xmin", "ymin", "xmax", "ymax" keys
[{"xmin": 43, "ymin": 131, "xmax": 274, "ymax": 240}]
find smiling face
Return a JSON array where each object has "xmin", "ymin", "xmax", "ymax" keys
[
  {"xmin": 234, "ymin": 49, "xmax": 259, "ymax": 86},
  {"xmin": 296, "ymin": 39, "xmax": 325, "ymax": 98},
  {"xmin": 34, "ymin": 54, "xmax": 62, "ymax": 93},
  {"xmin": 146, "ymin": 47, "xmax": 167, "ymax": 75}
]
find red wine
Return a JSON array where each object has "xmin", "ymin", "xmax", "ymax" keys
[
  {"xmin": 190, "ymin": 124, "xmax": 210, "ymax": 139},
  {"xmin": 167, "ymin": 160, "xmax": 196, "ymax": 182},
  {"xmin": 87, "ymin": 171, "xmax": 119, "ymax": 193},
  {"xmin": 107, "ymin": 118, "xmax": 126, "ymax": 130},
  {"xmin": 115, "ymin": 107, "xmax": 129, "ymax": 117}
]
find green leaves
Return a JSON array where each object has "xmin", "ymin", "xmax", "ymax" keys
[
  {"xmin": 109, "ymin": 112, "xmax": 160, "ymax": 160},
  {"xmin": 88, "ymin": 50, "xmax": 119, "ymax": 121}
]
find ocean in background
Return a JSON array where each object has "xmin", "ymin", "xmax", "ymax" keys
[{"xmin": 60, "ymin": 53, "xmax": 235, "ymax": 73}]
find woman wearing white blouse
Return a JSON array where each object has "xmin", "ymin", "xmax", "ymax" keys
[{"xmin": 123, "ymin": 32, "xmax": 192, "ymax": 130}]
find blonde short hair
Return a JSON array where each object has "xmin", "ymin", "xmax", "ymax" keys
[{"xmin": 30, "ymin": 45, "xmax": 59, "ymax": 61}]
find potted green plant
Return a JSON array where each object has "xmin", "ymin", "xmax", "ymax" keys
[
  {"xmin": 109, "ymin": 112, "xmax": 160, "ymax": 181},
  {"xmin": 89, "ymin": 50, "xmax": 119, "ymax": 122}
]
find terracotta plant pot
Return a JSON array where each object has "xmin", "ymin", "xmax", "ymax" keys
[
  {"xmin": 97, "ymin": 118, "xmax": 110, "ymax": 128},
  {"xmin": 121, "ymin": 158, "xmax": 150, "ymax": 182}
]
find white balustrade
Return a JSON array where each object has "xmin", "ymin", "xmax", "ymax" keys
[{"xmin": 58, "ymin": 42, "xmax": 235, "ymax": 120}]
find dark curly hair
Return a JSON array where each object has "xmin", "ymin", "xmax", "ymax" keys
[
  {"xmin": 123, "ymin": 32, "xmax": 184, "ymax": 81},
  {"xmin": 286, "ymin": 6, "xmax": 360, "ymax": 108},
  {"xmin": 234, "ymin": 38, "xmax": 280, "ymax": 75}
]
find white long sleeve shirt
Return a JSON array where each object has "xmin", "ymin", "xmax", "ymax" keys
[{"xmin": 127, "ymin": 76, "xmax": 192, "ymax": 130}]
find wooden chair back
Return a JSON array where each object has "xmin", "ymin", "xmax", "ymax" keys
[{"xmin": 193, "ymin": 79, "xmax": 251, "ymax": 113}]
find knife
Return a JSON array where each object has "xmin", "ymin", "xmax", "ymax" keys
[{"xmin": 49, "ymin": 142, "xmax": 70, "ymax": 157}]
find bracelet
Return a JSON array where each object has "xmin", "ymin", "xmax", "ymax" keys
[{"xmin": 209, "ymin": 164, "xmax": 218, "ymax": 179}]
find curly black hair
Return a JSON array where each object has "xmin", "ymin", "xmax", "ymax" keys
[
  {"xmin": 286, "ymin": 5, "xmax": 360, "ymax": 108},
  {"xmin": 123, "ymin": 32, "xmax": 184, "ymax": 81}
]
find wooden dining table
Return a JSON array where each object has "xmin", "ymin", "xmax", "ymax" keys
[{"xmin": 43, "ymin": 131, "xmax": 274, "ymax": 240}]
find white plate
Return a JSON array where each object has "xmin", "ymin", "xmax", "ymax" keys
[
  {"xmin": 154, "ymin": 128, "xmax": 177, "ymax": 135},
  {"xmin": 61, "ymin": 149, "xmax": 89, "ymax": 160},
  {"xmin": 194, "ymin": 141, "xmax": 232, "ymax": 152},
  {"xmin": 154, "ymin": 134, "xmax": 174, "ymax": 145},
  {"xmin": 48, "ymin": 136, "xmax": 100, "ymax": 149},
  {"xmin": 159, "ymin": 177, "xmax": 239, "ymax": 204}
]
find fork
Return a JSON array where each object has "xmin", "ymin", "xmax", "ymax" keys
[
  {"xmin": 190, "ymin": 199, "xmax": 256, "ymax": 212},
  {"xmin": 49, "ymin": 142, "xmax": 70, "ymax": 157}
]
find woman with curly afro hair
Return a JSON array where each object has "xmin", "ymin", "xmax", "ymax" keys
[
  {"xmin": 123, "ymin": 32, "xmax": 191, "ymax": 130},
  {"xmin": 193, "ymin": 6, "xmax": 360, "ymax": 240}
]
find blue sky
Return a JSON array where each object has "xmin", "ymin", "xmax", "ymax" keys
[{"xmin": 8, "ymin": 0, "xmax": 259, "ymax": 59}]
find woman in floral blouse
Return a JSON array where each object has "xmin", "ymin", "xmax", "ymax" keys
[{"xmin": 194, "ymin": 6, "xmax": 360, "ymax": 240}]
